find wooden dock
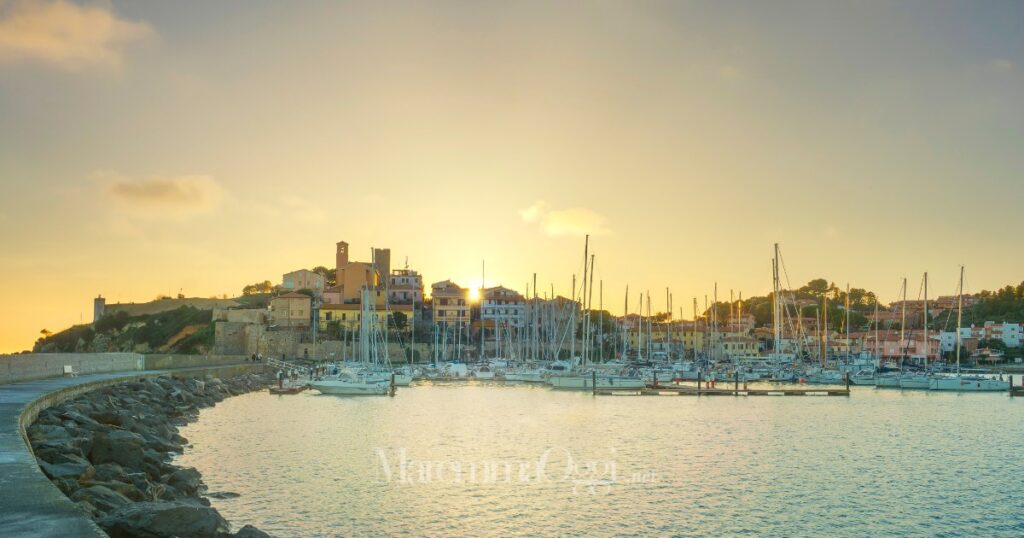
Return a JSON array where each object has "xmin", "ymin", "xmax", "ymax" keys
[{"xmin": 595, "ymin": 386, "xmax": 850, "ymax": 397}]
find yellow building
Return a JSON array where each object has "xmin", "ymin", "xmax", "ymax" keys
[
  {"xmin": 721, "ymin": 336, "xmax": 759, "ymax": 358},
  {"xmin": 319, "ymin": 303, "xmax": 413, "ymax": 333},
  {"xmin": 329, "ymin": 241, "xmax": 389, "ymax": 304},
  {"xmin": 269, "ymin": 292, "xmax": 312, "ymax": 328},
  {"xmin": 431, "ymin": 280, "xmax": 470, "ymax": 327}
]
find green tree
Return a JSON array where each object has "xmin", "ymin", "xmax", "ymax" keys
[
  {"xmin": 312, "ymin": 266, "xmax": 337, "ymax": 287},
  {"xmin": 391, "ymin": 311, "xmax": 408, "ymax": 331}
]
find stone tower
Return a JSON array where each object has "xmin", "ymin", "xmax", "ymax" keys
[{"xmin": 335, "ymin": 241, "xmax": 349, "ymax": 284}]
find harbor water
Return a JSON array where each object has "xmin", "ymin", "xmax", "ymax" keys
[{"xmin": 178, "ymin": 384, "xmax": 1024, "ymax": 536}]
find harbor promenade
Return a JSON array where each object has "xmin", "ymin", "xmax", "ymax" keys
[{"xmin": 0, "ymin": 357, "xmax": 264, "ymax": 537}]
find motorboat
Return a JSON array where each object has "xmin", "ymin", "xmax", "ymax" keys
[{"xmin": 848, "ymin": 370, "xmax": 877, "ymax": 386}]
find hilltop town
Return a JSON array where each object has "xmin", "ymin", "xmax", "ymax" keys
[{"xmin": 33, "ymin": 239, "xmax": 1024, "ymax": 368}]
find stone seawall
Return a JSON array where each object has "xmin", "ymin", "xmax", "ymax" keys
[
  {"xmin": 25, "ymin": 367, "xmax": 273, "ymax": 537},
  {"xmin": 0, "ymin": 363, "xmax": 268, "ymax": 538}
]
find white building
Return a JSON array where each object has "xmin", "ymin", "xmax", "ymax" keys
[
  {"xmin": 482, "ymin": 286, "xmax": 527, "ymax": 328},
  {"xmin": 389, "ymin": 269, "xmax": 423, "ymax": 304}
]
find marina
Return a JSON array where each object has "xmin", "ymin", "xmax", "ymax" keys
[{"xmin": 178, "ymin": 382, "xmax": 1024, "ymax": 537}]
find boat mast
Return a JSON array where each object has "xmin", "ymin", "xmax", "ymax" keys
[
  {"xmin": 822, "ymin": 294, "xmax": 829, "ymax": 368},
  {"xmin": 666, "ymin": 287, "xmax": 671, "ymax": 361},
  {"xmin": 533, "ymin": 273, "xmax": 538, "ymax": 362},
  {"xmin": 923, "ymin": 271, "xmax": 929, "ymax": 371},
  {"xmin": 587, "ymin": 254, "xmax": 596, "ymax": 366},
  {"xmin": 410, "ymin": 295, "xmax": 415, "ymax": 365},
  {"xmin": 692, "ymin": 298, "xmax": 698, "ymax": 361},
  {"xmin": 956, "ymin": 266, "xmax": 964, "ymax": 376},
  {"xmin": 580, "ymin": 236, "xmax": 589, "ymax": 365},
  {"xmin": 599, "ymin": 280, "xmax": 604, "ymax": 363},
  {"xmin": 703, "ymin": 295, "xmax": 709, "ymax": 360},
  {"xmin": 845, "ymin": 283, "xmax": 850, "ymax": 362},
  {"xmin": 570, "ymin": 274, "xmax": 576, "ymax": 361},
  {"xmin": 713, "ymin": 283, "xmax": 718, "ymax": 362},
  {"xmin": 646, "ymin": 291, "xmax": 653, "ymax": 361},
  {"xmin": 772, "ymin": 244, "xmax": 781, "ymax": 361},
  {"xmin": 618, "ymin": 284, "xmax": 626, "ymax": 360},
  {"xmin": 873, "ymin": 296, "xmax": 879, "ymax": 362},
  {"xmin": 900, "ymin": 277, "xmax": 907, "ymax": 369}
]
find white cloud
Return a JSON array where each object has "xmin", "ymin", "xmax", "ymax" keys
[
  {"xmin": 519, "ymin": 200, "xmax": 610, "ymax": 237},
  {"xmin": 95, "ymin": 172, "xmax": 226, "ymax": 217},
  {"xmin": 518, "ymin": 200, "xmax": 547, "ymax": 223},
  {"xmin": 0, "ymin": 0, "xmax": 153, "ymax": 71}
]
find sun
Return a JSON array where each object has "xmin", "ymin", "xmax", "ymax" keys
[{"xmin": 468, "ymin": 287, "xmax": 480, "ymax": 302}]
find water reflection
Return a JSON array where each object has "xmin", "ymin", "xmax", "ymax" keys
[{"xmin": 178, "ymin": 384, "xmax": 1024, "ymax": 537}]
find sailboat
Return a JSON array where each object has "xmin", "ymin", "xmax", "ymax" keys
[
  {"xmin": 546, "ymin": 237, "xmax": 644, "ymax": 390},
  {"xmin": 930, "ymin": 267, "xmax": 1009, "ymax": 392},
  {"xmin": 899, "ymin": 272, "xmax": 932, "ymax": 389},
  {"xmin": 875, "ymin": 277, "xmax": 908, "ymax": 388},
  {"xmin": 310, "ymin": 286, "xmax": 392, "ymax": 396}
]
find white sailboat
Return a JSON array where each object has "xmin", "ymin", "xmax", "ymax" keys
[
  {"xmin": 899, "ymin": 272, "xmax": 931, "ymax": 390},
  {"xmin": 546, "ymin": 237, "xmax": 645, "ymax": 391},
  {"xmin": 875, "ymin": 277, "xmax": 908, "ymax": 388},
  {"xmin": 311, "ymin": 285, "xmax": 394, "ymax": 396},
  {"xmin": 929, "ymin": 267, "xmax": 1009, "ymax": 392}
]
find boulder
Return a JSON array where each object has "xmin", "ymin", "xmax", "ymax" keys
[
  {"xmin": 53, "ymin": 477, "xmax": 82, "ymax": 496},
  {"xmin": 35, "ymin": 447, "xmax": 90, "ymax": 465},
  {"xmin": 60, "ymin": 410, "xmax": 102, "ymax": 429},
  {"xmin": 90, "ymin": 430, "xmax": 146, "ymax": 468},
  {"xmin": 38, "ymin": 460, "xmax": 91, "ymax": 481},
  {"xmin": 232, "ymin": 524, "xmax": 274, "ymax": 537},
  {"xmin": 94, "ymin": 463, "xmax": 130, "ymax": 483},
  {"xmin": 28, "ymin": 424, "xmax": 71, "ymax": 441},
  {"xmin": 99, "ymin": 501, "xmax": 230, "ymax": 538},
  {"xmin": 166, "ymin": 467, "xmax": 204, "ymax": 496},
  {"xmin": 71, "ymin": 485, "xmax": 132, "ymax": 514}
]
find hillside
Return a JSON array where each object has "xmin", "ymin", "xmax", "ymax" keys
[{"xmin": 35, "ymin": 306, "xmax": 214, "ymax": 354}]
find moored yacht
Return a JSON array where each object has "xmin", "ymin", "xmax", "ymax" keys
[{"xmin": 310, "ymin": 368, "xmax": 389, "ymax": 395}]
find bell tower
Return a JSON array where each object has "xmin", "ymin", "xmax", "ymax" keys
[{"xmin": 336, "ymin": 241, "xmax": 349, "ymax": 284}]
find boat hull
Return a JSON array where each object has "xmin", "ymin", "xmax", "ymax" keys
[
  {"xmin": 898, "ymin": 376, "xmax": 930, "ymax": 389},
  {"xmin": 929, "ymin": 376, "xmax": 1010, "ymax": 391},
  {"xmin": 874, "ymin": 375, "xmax": 901, "ymax": 388},
  {"xmin": 310, "ymin": 381, "xmax": 389, "ymax": 395},
  {"xmin": 505, "ymin": 372, "xmax": 546, "ymax": 383},
  {"xmin": 548, "ymin": 375, "xmax": 645, "ymax": 390}
]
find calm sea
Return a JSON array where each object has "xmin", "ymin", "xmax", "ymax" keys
[{"xmin": 178, "ymin": 383, "xmax": 1024, "ymax": 537}]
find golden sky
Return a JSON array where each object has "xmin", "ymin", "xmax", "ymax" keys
[{"xmin": 1, "ymin": 1, "xmax": 1022, "ymax": 353}]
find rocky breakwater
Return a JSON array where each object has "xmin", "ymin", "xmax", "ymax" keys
[{"xmin": 27, "ymin": 373, "xmax": 273, "ymax": 538}]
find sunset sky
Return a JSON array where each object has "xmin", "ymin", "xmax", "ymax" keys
[{"xmin": 1, "ymin": 1, "xmax": 1022, "ymax": 352}]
